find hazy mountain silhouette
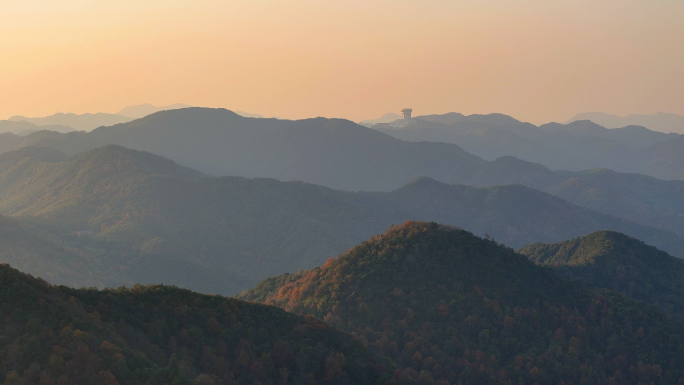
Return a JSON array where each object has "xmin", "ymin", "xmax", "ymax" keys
[
  {"xmin": 0, "ymin": 120, "xmax": 73, "ymax": 135},
  {"xmin": 116, "ymin": 103, "xmax": 191, "ymax": 119},
  {"xmin": 13, "ymin": 108, "xmax": 491, "ymax": 191},
  {"xmin": 9, "ymin": 112, "xmax": 132, "ymax": 131},
  {"xmin": 234, "ymin": 110, "xmax": 266, "ymax": 118},
  {"xmin": 358, "ymin": 112, "xmax": 401, "ymax": 127},
  {"xmin": 568, "ymin": 111, "xmax": 684, "ymax": 134},
  {"xmin": 374, "ymin": 113, "xmax": 678, "ymax": 173},
  {"xmin": 2, "ymin": 145, "xmax": 684, "ymax": 294}
]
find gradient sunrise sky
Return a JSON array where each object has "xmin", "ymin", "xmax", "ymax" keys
[{"xmin": 1, "ymin": 0, "xmax": 683, "ymax": 124}]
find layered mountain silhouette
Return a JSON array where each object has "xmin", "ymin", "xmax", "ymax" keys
[
  {"xmin": 116, "ymin": 103, "xmax": 191, "ymax": 119},
  {"xmin": 520, "ymin": 231, "xmax": 684, "ymax": 318},
  {"xmin": 6, "ymin": 107, "xmax": 684, "ymax": 194},
  {"xmin": 374, "ymin": 113, "xmax": 680, "ymax": 175},
  {"xmin": 0, "ymin": 262, "xmax": 380, "ymax": 384},
  {"xmin": 240, "ymin": 221, "xmax": 684, "ymax": 384},
  {"xmin": 0, "ymin": 120, "xmax": 73, "ymax": 136},
  {"xmin": 358, "ymin": 112, "xmax": 401, "ymax": 127},
  {"xmin": 8, "ymin": 112, "xmax": 132, "ymax": 132},
  {"xmin": 567, "ymin": 111, "xmax": 684, "ymax": 134},
  {"xmin": 1, "ymin": 145, "xmax": 684, "ymax": 295},
  {"xmin": 10, "ymin": 108, "xmax": 491, "ymax": 191}
]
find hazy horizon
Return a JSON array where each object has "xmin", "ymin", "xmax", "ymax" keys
[{"xmin": 2, "ymin": 0, "xmax": 683, "ymax": 125}]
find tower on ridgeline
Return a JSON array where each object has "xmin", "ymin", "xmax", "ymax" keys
[{"xmin": 401, "ymin": 108, "xmax": 413, "ymax": 120}]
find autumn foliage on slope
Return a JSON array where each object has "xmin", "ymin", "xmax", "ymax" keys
[
  {"xmin": 241, "ymin": 221, "xmax": 684, "ymax": 385},
  {"xmin": 0, "ymin": 263, "xmax": 384, "ymax": 385}
]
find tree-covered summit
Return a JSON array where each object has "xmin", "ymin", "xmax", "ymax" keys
[
  {"xmin": 520, "ymin": 230, "xmax": 684, "ymax": 318},
  {"xmin": 241, "ymin": 221, "xmax": 684, "ymax": 384}
]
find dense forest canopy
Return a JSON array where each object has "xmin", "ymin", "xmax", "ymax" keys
[
  {"xmin": 0, "ymin": 262, "xmax": 384, "ymax": 385},
  {"xmin": 241, "ymin": 222, "xmax": 684, "ymax": 385},
  {"xmin": 520, "ymin": 231, "xmax": 684, "ymax": 319}
]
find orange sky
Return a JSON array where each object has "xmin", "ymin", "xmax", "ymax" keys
[{"xmin": 1, "ymin": 0, "xmax": 683, "ymax": 124}]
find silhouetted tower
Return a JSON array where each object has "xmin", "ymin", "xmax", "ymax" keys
[{"xmin": 401, "ymin": 108, "xmax": 413, "ymax": 120}]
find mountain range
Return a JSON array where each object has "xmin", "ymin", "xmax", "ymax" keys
[
  {"xmin": 240, "ymin": 221, "xmax": 684, "ymax": 384},
  {"xmin": 567, "ymin": 111, "xmax": 684, "ymax": 134},
  {"xmin": 5, "ymin": 108, "xmax": 684, "ymax": 241},
  {"xmin": 2, "ymin": 145, "xmax": 684, "ymax": 295},
  {"xmin": 3, "ymin": 103, "xmax": 192, "ymax": 132},
  {"xmin": 4, "ymin": 107, "xmax": 684, "ymax": 192},
  {"xmin": 373, "ymin": 113, "xmax": 684, "ymax": 179},
  {"xmin": 116, "ymin": 103, "xmax": 191, "ymax": 119}
]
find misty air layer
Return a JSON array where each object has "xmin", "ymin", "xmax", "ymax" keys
[{"xmin": 2, "ymin": 1, "xmax": 684, "ymax": 384}]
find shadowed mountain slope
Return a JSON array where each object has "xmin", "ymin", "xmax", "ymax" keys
[
  {"xmin": 0, "ymin": 215, "xmax": 111, "ymax": 288},
  {"xmin": 520, "ymin": 231, "xmax": 684, "ymax": 318},
  {"xmin": 2, "ymin": 146, "xmax": 684, "ymax": 295},
  {"xmin": 240, "ymin": 222, "xmax": 684, "ymax": 385},
  {"xmin": 0, "ymin": 263, "xmax": 381, "ymax": 385}
]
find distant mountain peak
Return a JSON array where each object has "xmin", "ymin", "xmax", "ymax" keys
[
  {"xmin": 567, "ymin": 111, "xmax": 684, "ymax": 134},
  {"xmin": 116, "ymin": 103, "xmax": 192, "ymax": 119}
]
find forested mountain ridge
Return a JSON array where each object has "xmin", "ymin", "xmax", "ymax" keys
[
  {"xmin": 0, "ymin": 262, "xmax": 383, "ymax": 385},
  {"xmin": 2, "ymin": 145, "xmax": 684, "ymax": 295},
  {"xmin": 519, "ymin": 231, "xmax": 684, "ymax": 318},
  {"xmin": 240, "ymin": 221, "xmax": 684, "ymax": 385}
]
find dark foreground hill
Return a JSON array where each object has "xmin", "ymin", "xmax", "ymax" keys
[
  {"xmin": 2, "ymin": 146, "xmax": 684, "ymax": 295},
  {"xmin": 240, "ymin": 222, "xmax": 684, "ymax": 385},
  {"xmin": 0, "ymin": 263, "xmax": 382, "ymax": 385},
  {"xmin": 520, "ymin": 231, "xmax": 684, "ymax": 318}
]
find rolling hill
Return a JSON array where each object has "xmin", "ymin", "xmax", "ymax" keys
[
  {"xmin": 0, "ymin": 262, "xmax": 381, "ymax": 385},
  {"xmin": 240, "ymin": 221, "xmax": 684, "ymax": 384},
  {"xmin": 520, "ymin": 231, "xmax": 684, "ymax": 318},
  {"xmin": 2, "ymin": 145, "xmax": 684, "ymax": 295}
]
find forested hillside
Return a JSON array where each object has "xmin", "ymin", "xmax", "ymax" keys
[
  {"xmin": 241, "ymin": 221, "xmax": 684, "ymax": 385},
  {"xmin": 0, "ymin": 263, "xmax": 382, "ymax": 385},
  {"xmin": 1, "ymin": 145, "xmax": 684, "ymax": 295},
  {"xmin": 520, "ymin": 231, "xmax": 684, "ymax": 318},
  {"xmin": 0, "ymin": 214, "xmax": 110, "ymax": 288}
]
